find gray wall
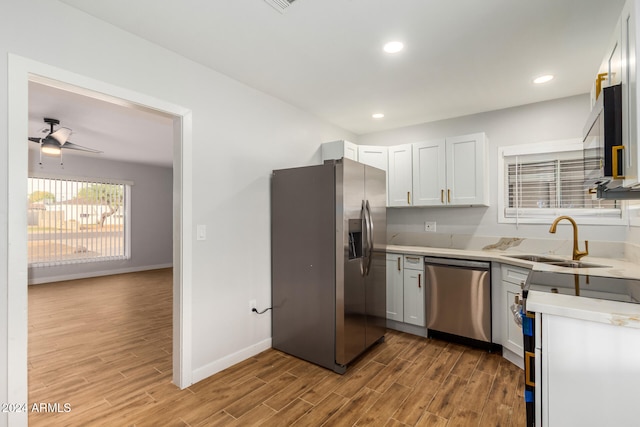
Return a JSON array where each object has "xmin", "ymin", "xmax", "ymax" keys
[
  {"xmin": 359, "ymin": 94, "xmax": 631, "ymax": 243},
  {"xmin": 27, "ymin": 154, "xmax": 173, "ymax": 284}
]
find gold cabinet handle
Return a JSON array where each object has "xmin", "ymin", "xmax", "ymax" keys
[
  {"xmin": 447, "ymin": 189, "xmax": 451, "ymax": 203},
  {"xmin": 595, "ymin": 72, "xmax": 608, "ymax": 100},
  {"xmin": 525, "ymin": 351, "xmax": 535, "ymax": 387},
  {"xmin": 397, "ymin": 257, "xmax": 401, "ymax": 271},
  {"xmin": 407, "ymin": 191, "xmax": 411, "ymax": 205},
  {"xmin": 405, "ymin": 256, "xmax": 421, "ymax": 261},
  {"xmin": 612, "ymin": 145, "xmax": 625, "ymax": 179},
  {"xmin": 440, "ymin": 189, "xmax": 444, "ymax": 203}
]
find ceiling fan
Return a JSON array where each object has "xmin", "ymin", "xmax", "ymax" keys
[{"xmin": 29, "ymin": 118, "xmax": 102, "ymax": 163}]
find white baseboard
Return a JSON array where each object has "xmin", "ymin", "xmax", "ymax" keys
[
  {"xmin": 191, "ymin": 338, "xmax": 272, "ymax": 385},
  {"xmin": 28, "ymin": 263, "xmax": 173, "ymax": 285},
  {"xmin": 502, "ymin": 347, "xmax": 524, "ymax": 369}
]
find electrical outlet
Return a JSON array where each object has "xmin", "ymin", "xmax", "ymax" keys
[
  {"xmin": 249, "ymin": 299, "xmax": 257, "ymax": 311},
  {"xmin": 424, "ymin": 221, "xmax": 436, "ymax": 232}
]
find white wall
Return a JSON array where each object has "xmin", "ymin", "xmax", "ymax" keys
[
  {"xmin": 359, "ymin": 94, "xmax": 630, "ymax": 243},
  {"xmin": 27, "ymin": 154, "xmax": 173, "ymax": 284},
  {"xmin": 0, "ymin": 1, "xmax": 355, "ymax": 424}
]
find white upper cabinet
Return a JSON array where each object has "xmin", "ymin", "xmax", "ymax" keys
[
  {"xmin": 412, "ymin": 133, "xmax": 488, "ymax": 207},
  {"xmin": 357, "ymin": 145, "xmax": 388, "ymax": 172},
  {"xmin": 321, "ymin": 140, "xmax": 358, "ymax": 162},
  {"xmin": 323, "ymin": 133, "xmax": 488, "ymax": 207},
  {"xmin": 388, "ymin": 144, "xmax": 413, "ymax": 206},
  {"xmin": 412, "ymin": 139, "xmax": 446, "ymax": 206},
  {"xmin": 446, "ymin": 133, "xmax": 489, "ymax": 206},
  {"xmin": 591, "ymin": 16, "xmax": 622, "ymax": 107},
  {"xmin": 622, "ymin": 0, "xmax": 639, "ymax": 187},
  {"xmin": 594, "ymin": 0, "xmax": 640, "ymax": 188}
]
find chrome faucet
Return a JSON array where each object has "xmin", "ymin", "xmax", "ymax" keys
[{"xmin": 549, "ymin": 215, "xmax": 589, "ymax": 261}]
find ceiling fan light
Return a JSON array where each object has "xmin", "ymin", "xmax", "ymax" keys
[{"xmin": 41, "ymin": 140, "xmax": 61, "ymax": 156}]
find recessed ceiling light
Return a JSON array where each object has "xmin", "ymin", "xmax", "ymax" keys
[
  {"xmin": 533, "ymin": 74, "xmax": 554, "ymax": 84},
  {"xmin": 383, "ymin": 41, "xmax": 404, "ymax": 54},
  {"xmin": 372, "ymin": 113, "xmax": 385, "ymax": 119}
]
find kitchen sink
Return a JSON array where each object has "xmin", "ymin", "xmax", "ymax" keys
[
  {"xmin": 504, "ymin": 254, "xmax": 564, "ymax": 263},
  {"xmin": 544, "ymin": 261, "xmax": 609, "ymax": 269},
  {"xmin": 504, "ymin": 254, "xmax": 609, "ymax": 269}
]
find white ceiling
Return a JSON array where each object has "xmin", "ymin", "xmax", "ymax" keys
[
  {"xmin": 33, "ymin": 0, "xmax": 626, "ymax": 166},
  {"xmin": 28, "ymin": 81, "xmax": 175, "ymax": 167}
]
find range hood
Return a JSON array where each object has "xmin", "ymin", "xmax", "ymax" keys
[{"xmin": 595, "ymin": 183, "xmax": 640, "ymax": 199}]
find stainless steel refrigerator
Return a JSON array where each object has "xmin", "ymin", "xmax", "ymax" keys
[{"xmin": 271, "ymin": 158, "xmax": 387, "ymax": 374}]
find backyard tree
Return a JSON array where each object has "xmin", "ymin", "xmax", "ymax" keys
[
  {"xmin": 77, "ymin": 184, "xmax": 124, "ymax": 227},
  {"xmin": 28, "ymin": 191, "xmax": 55, "ymax": 204}
]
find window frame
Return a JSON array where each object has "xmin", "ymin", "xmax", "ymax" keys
[
  {"xmin": 497, "ymin": 139, "xmax": 627, "ymax": 225},
  {"xmin": 27, "ymin": 173, "xmax": 133, "ymax": 267}
]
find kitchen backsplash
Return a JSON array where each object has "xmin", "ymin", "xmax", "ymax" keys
[{"xmin": 387, "ymin": 231, "xmax": 630, "ymax": 261}]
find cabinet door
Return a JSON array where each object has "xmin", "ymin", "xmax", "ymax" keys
[
  {"xmin": 620, "ymin": 1, "xmax": 639, "ymax": 188},
  {"xmin": 321, "ymin": 140, "xmax": 358, "ymax": 162},
  {"xmin": 446, "ymin": 133, "xmax": 488, "ymax": 206},
  {"xmin": 388, "ymin": 144, "xmax": 413, "ymax": 206},
  {"xmin": 503, "ymin": 282, "xmax": 524, "ymax": 356},
  {"xmin": 403, "ymin": 262, "xmax": 425, "ymax": 327},
  {"xmin": 412, "ymin": 139, "xmax": 446, "ymax": 206},
  {"xmin": 385, "ymin": 254, "xmax": 404, "ymax": 321},
  {"xmin": 542, "ymin": 313, "xmax": 640, "ymax": 427},
  {"xmin": 358, "ymin": 146, "xmax": 388, "ymax": 172}
]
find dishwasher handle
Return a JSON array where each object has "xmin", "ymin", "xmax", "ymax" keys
[{"xmin": 423, "ymin": 256, "xmax": 490, "ymax": 270}]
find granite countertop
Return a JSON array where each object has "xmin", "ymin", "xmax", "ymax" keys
[{"xmin": 384, "ymin": 243, "xmax": 640, "ymax": 328}]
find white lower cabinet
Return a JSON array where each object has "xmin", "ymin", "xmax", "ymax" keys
[
  {"xmin": 500, "ymin": 264, "xmax": 529, "ymax": 367},
  {"xmin": 385, "ymin": 253, "xmax": 426, "ymax": 329},
  {"xmin": 539, "ymin": 313, "xmax": 640, "ymax": 427},
  {"xmin": 385, "ymin": 253, "xmax": 404, "ymax": 322},
  {"xmin": 403, "ymin": 255, "xmax": 425, "ymax": 326}
]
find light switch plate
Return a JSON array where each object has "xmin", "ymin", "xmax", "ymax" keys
[
  {"xmin": 197, "ymin": 224, "xmax": 206, "ymax": 240},
  {"xmin": 424, "ymin": 221, "xmax": 436, "ymax": 232}
]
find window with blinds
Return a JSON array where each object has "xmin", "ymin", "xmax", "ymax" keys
[
  {"xmin": 500, "ymin": 144, "xmax": 623, "ymax": 223},
  {"xmin": 27, "ymin": 176, "xmax": 131, "ymax": 267}
]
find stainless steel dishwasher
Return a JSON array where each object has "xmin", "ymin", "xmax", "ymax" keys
[{"xmin": 424, "ymin": 257, "xmax": 491, "ymax": 344}]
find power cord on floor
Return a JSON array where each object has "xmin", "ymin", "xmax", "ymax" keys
[{"xmin": 252, "ymin": 307, "xmax": 272, "ymax": 314}]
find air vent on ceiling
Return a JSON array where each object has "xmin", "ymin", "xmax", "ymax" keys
[{"xmin": 264, "ymin": 0, "xmax": 297, "ymax": 13}]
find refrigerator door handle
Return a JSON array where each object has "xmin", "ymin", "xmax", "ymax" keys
[
  {"xmin": 360, "ymin": 200, "xmax": 367, "ymax": 277},
  {"xmin": 365, "ymin": 200, "xmax": 374, "ymax": 276}
]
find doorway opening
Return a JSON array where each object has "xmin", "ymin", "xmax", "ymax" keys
[{"xmin": 8, "ymin": 54, "xmax": 193, "ymax": 424}]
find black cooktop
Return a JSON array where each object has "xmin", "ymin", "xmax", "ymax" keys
[{"xmin": 524, "ymin": 270, "xmax": 640, "ymax": 305}]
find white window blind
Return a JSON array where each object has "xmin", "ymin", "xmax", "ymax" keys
[
  {"xmin": 27, "ymin": 176, "xmax": 131, "ymax": 267},
  {"xmin": 503, "ymin": 150, "xmax": 621, "ymax": 221}
]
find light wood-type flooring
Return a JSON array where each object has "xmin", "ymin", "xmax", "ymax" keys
[{"xmin": 28, "ymin": 268, "xmax": 525, "ymax": 426}]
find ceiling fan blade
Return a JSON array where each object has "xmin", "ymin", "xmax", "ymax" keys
[
  {"xmin": 62, "ymin": 141, "xmax": 103, "ymax": 154},
  {"xmin": 50, "ymin": 127, "xmax": 72, "ymax": 145},
  {"xmin": 28, "ymin": 137, "xmax": 42, "ymax": 143}
]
